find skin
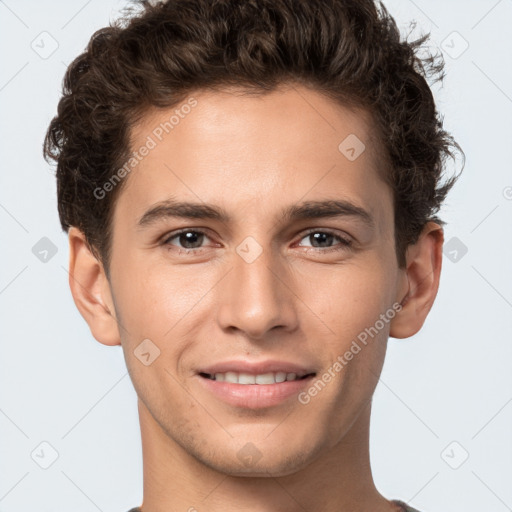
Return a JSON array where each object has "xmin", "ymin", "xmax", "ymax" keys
[{"xmin": 68, "ymin": 83, "xmax": 443, "ymax": 512}]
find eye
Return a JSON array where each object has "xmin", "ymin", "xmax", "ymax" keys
[
  {"xmin": 162, "ymin": 229, "xmax": 212, "ymax": 250},
  {"xmin": 296, "ymin": 230, "xmax": 353, "ymax": 251},
  {"xmin": 160, "ymin": 228, "xmax": 353, "ymax": 255}
]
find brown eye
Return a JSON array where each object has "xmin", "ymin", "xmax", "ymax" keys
[
  {"xmin": 297, "ymin": 230, "xmax": 353, "ymax": 250},
  {"xmin": 163, "ymin": 230, "xmax": 210, "ymax": 250}
]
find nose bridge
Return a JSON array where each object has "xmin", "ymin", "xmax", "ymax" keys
[{"xmin": 216, "ymin": 237, "xmax": 298, "ymax": 339}]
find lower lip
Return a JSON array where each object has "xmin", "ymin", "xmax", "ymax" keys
[{"xmin": 196, "ymin": 374, "xmax": 315, "ymax": 409}]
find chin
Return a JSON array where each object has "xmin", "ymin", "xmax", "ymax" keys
[{"xmin": 193, "ymin": 436, "xmax": 322, "ymax": 478}]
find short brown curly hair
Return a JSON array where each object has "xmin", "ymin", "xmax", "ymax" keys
[{"xmin": 43, "ymin": 0, "xmax": 462, "ymax": 276}]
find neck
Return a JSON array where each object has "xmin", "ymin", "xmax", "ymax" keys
[{"xmin": 137, "ymin": 399, "xmax": 396, "ymax": 512}]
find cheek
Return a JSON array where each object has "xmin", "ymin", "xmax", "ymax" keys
[
  {"xmin": 110, "ymin": 255, "xmax": 223, "ymax": 384},
  {"xmin": 294, "ymin": 257, "xmax": 397, "ymax": 341},
  {"xmin": 111, "ymin": 254, "xmax": 211, "ymax": 334}
]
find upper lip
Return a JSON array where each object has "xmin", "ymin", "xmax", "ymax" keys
[{"xmin": 198, "ymin": 360, "xmax": 317, "ymax": 378}]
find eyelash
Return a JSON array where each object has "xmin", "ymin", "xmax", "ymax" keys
[{"xmin": 161, "ymin": 228, "xmax": 353, "ymax": 255}]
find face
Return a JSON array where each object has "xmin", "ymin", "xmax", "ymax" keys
[{"xmin": 107, "ymin": 84, "xmax": 406, "ymax": 476}]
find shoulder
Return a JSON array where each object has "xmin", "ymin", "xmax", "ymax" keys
[{"xmin": 392, "ymin": 499, "xmax": 424, "ymax": 512}]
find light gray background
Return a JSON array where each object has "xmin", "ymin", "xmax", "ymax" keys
[{"xmin": 1, "ymin": 1, "xmax": 511, "ymax": 511}]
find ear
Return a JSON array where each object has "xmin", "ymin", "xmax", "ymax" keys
[
  {"xmin": 67, "ymin": 227, "xmax": 121, "ymax": 346},
  {"xmin": 389, "ymin": 222, "xmax": 444, "ymax": 339}
]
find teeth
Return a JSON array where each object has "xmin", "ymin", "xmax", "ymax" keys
[
  {"xmin": 239, "ymin": 372, "xmax": 256, "ymax": 384},
  {"xmin": 224, "ymin": 371, "xmax": 238, "ymax": 384},
  {"xmin": 207, "ymin": 371, "xmax": 307, "ymax": 384},
  {"xmin": 275, "ymin": 372, "xmax": 287, "ymax": 383},
  {"xmin": 255, "ymin": 373, "xmax": 275, "ymax": 384}
]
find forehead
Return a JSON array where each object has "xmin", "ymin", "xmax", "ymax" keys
[{"xmin": 115, "ymin": 84, "xmax": 391, "ymax": 229}]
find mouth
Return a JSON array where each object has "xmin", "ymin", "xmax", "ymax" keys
[
  {"xmin": 195, "ymin": 365, "xmax": 317, "ymax": 409},
  {"xmin": 198, "ymin": 371, "xmax": 315, "ymax": 384}
]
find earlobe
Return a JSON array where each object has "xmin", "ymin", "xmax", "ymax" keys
[
  {"xmin": 67, "ymin": 227, "xmax": 121, "ymax": 346},
  {"xmin": 389, "ymin": 222, "xmax": 444, "ymax": 339}
]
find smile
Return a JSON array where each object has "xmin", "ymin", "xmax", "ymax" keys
[
  {"xmin": 196, "ymin": 371, "xmax": 316, "ymax": 409},
  {"xmin": 199, "ymin": 371, "xmax": 313, "ymax": 384}
]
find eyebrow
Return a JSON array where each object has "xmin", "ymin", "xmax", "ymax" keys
[{"xmin": 137, "ymin": 198, "xmax": 374, "ymax": 229}]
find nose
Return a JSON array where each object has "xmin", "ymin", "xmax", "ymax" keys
[{"xmin": 216, "ymin": 244, "xmax": 299, "ymax": 340}]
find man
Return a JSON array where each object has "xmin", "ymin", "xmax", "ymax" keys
[{"xmin": 44, "ymin": 0, "xmax": 461, "ymax": 510}]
